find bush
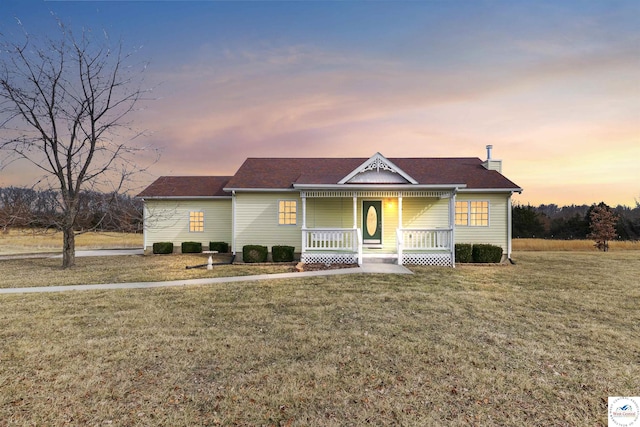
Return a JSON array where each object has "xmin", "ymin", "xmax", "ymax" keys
[
  {"xmin": 181, "ymin": 241, "xmax": 202, "ymax": 254},
  {"xmin": 472, "ymin": 244, "xmax": 503, "ymax": 263},
  {"xmin": 243, "ymin": 245, "xmax": 268, "ymax": 263},
  {"xmin": 455, "ymin": 243, "xmax": 473, "ymax": 263},
  {"xmin": 209, "ymin": 241, "xmax": 230, "ymax": 253},
  {"xmin": 152, "ymin": 242, "xmax": 173, "ymax": 255},
  {"xmin": 272, "ymin": 245, "xmax": 295, "ymax": 262}
]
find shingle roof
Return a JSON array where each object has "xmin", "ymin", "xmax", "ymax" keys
[
  {"xmin": 225, "ymin": 157, "xmax": 521, "ymax": 190},
  {"xmin": 137, "ymin": 176, "xmax": 232, "ymax": 198},
  {"xmin": 138, "ymin": 156, "xmax": 521, "ymax": 198}
]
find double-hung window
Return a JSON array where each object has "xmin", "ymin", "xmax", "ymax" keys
[
  {"xmin": 189, "ymin": 211, "xmax": 204, "ymax": 232},
  {"xmin": 455, "ymin": 201, "xmax": 489, "ymax": 226},
  {"xmin": 278, "ymin": 200, "xmax": 297, "ymax": 225}
]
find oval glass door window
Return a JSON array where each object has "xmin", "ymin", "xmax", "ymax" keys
[{"xmin": 366, "ymin": 205, "xmax": 378, "ymax": 236}]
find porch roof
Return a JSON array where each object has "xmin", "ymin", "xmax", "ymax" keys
[{"xmin": 224, "ymin": 157, "xmax": 521, "ymax": 191}]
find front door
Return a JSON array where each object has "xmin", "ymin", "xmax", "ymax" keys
[{"xmin": 362, "ymin": 200, "xmax": 382, "ymax": 245}]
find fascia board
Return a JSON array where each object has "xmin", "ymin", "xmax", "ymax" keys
[
  {"xmin": 139, "ymin": 196, "xmax": 232, "ymax": 200},
  {"xmin": 223, "ymin": 187, "xmax": 298, "ymax": 192},
  {"xmin": 458, "ymin": 188, "xmax": 523, "ymax": 193},
  {"xmin": 294, "ymin": 183, "xmax": 467, "ymax": 190}
]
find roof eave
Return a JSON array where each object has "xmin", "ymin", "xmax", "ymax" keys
[
  {"xmin": 294, "ymin": 183, "xmax": 467, "ymax": 190},
  {"xmin": 139, "ymin": 196, "xmax": 232, "ymax": 200},
  {"xmin": 458, "ymin": 188, "xmax": 523, "ymax": 193}
]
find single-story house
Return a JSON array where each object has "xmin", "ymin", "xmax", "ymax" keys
[{"xmin": 137, "ymin": 147, "xmax": 522, "ymax": 266}]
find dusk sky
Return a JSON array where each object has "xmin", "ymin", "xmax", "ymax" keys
[{"xmin": 1, "ymin": 0, "xmax": 639, "ymax": 207}]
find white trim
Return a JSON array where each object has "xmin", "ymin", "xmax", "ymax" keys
[
  {"xmin": 223, "ymin": 188, "xmax": 299, "ymax": 192},
  {"xmin": 231, "ymin": 191, "xmax": 236, "ymax": 255},
  {"xmin": 455, "ymin": 200, "xmax": 490, "ymax": 227},
  {"xmin": 138, "ymin": 196, "xmax": 232, "ymax": 200},
  {"xmin": 338, "ymin": 152, "xmax": 419, "ymax": 185},
  {"xmin": 295, "ymin": 184, "xmax": 465, "ymax": 191},
  {"xmin": 277, "ymin": 199, "xmax": 298, "ymax": 226},
  {"xmin": 458, "ymin": 188, "xmax": 522, "ymax": 193},
  {"xmin": 507, "ymin": 195, "xmax": 513, "ymax": 259}
]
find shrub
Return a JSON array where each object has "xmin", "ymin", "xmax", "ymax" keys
[
  {"xmin": 272, "ymin": 245, "xmax": 295, "ymax": 262},
  {"xmin": 181, "ymin": 241, "xmax": 202, "ymax": 254},
  {"xmin": 455, "ymin": 243, "xmax": 473, "ymax": 263},
  {"xmin": 472, "ymin": 244, "xmax": 503, "ymax": 263},
  {"xmin": 243, "ymin": 245, "xmax": 268, "ymax": 263},
  {"xmin": 152, "ymin": 242, "xmax": 173, "ymax": 255},
  {"xmin": 209, "ymin": 241, "xmax": 230, "ymax": 253}
]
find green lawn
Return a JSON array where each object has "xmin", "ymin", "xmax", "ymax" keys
[{"xmin": 0, "ymin": 251, "xmax": 638, "ymax": 426}]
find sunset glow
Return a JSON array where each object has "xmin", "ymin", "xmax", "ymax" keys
[{"xmin": 1, "ymin": 1, "xmax": 638, "ymax": 206}]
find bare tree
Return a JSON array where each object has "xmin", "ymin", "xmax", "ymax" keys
[
  {"xmin": 0, "ymin": 19, "xmax": 156, "ymax": 267},
  {"xmin": 587, "ymin": 204, "xmax": 618, "ymax": 252}
]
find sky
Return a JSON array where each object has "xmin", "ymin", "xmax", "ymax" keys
[{"xmin": 1, "ymin": 0, "xmax": 639, "ymax": 207}]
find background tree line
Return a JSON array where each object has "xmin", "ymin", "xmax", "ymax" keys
[
  {"xmin": 513, "ymin": 201, "xmax": 640, "ymax": 241},
  {"xmin": 0, "ymin": 186, "xmax": 142, "ymax": 234}
]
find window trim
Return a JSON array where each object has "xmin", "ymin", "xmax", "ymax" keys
[
  {"xmin": 278, "ymin": 199, "xmax": 297, "ymax": 226},
  {"xmin": 189, "ymin": 210, "xmax": 204, "ymax": 232},
  {"xmin": 455, "ymin": 200, "xmax": 489, "ymax": 227}
]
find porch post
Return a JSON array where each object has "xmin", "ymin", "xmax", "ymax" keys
[
  {"xmin": 398, "ymin": 194, "xmax": 403, "ymax": 228},
  {"xmin": 398, "ymin": 195, "xmax": 403, "ymax": 265},
  {"xmin": 301, "ymin": 193, "xmax": 307, "ymax": 254},
  {"xmin": 301, "ymin": 193, "xmax": 307, "ymax": 229},
  {"xmin": 450, "ymin": 189, "xmax": 456, "ymax": 267},
  {"xmin": 352, "ymin": 194, "xmax": 357, "ymax": 228}
]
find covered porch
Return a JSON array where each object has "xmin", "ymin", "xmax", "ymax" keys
[{"xmin": 299, "ymin": 190, "xmax": 457, "ymax": 267}]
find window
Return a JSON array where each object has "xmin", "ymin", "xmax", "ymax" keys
[
  {"xmin": 189, "ymin": 211, "xmax": 204, "ymax": 232},
  {"xmin": 455, "ymin": 201, "xmax": 489, "ymax": 226},
  {"xmin": 278, "ymin": 200, "xmax": 297, "ymax": 225}
]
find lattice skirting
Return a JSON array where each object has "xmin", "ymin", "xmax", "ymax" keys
[
  {"xmin": 301, "ymin": 252, "xmax": 358, "ymax": 264},
  {"xmin": 401, "ymin": 253, "xmax": 453, "ymax": 267}
]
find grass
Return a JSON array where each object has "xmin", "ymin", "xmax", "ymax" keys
[
  {"xmin": 0, "ymin": 254, "xmax": 293, "ymax": 289},
  {"xmin": 0, "ymin": 228, "xmax": 143, "ymax": 255},
  {"xmin": 1, "ymin": 251, "xmax": 639, "ymax": 426},
  {"xmin": 513, "ymin": 238, "xmax": 640, "ymax": 251}
]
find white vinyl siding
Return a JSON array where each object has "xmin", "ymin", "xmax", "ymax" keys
[
  {"xmin": 143, "ymin": 199, "xmax": 232, "ymax": 251},
  {"xmin": 454, "ymin": 193, "xmax": 509, "ymax": 252}
]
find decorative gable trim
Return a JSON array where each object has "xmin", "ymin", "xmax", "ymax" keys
[{"xmin": 338, "ymin": 152, "xmax": 418, "ymax": 185}]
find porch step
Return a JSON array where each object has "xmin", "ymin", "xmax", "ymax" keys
[{"xmin": 362, "ymin": 255, "xmax": 398, "ymax": 264}]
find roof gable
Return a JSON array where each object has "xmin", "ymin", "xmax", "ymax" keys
[{"xmin": 338, "ymin": 153, "xmax": 418, "ymax": 184}]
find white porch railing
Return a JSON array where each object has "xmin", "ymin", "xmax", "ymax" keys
[
  {"xmin": 303, "ymin": 228, "xmax": 359, "ymax": 251},
  {"xmin": 302, "ymin": 228, "xmax": 362, "ymax": 265},
  {"xmin": 400, "ymin": 228, "xmax": 452, "ymax": 250},
  {"xmin": 397, "ymin": 228, "xmax": 454, "ymax": 266},
  {"xmin": 302, "ymin": 227, "xmax": 453, "ymax": 267}
]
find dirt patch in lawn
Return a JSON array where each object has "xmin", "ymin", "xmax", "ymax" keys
[{"xmin": 295, "ymin": 262, "xmax": 358, "ymax": 272}]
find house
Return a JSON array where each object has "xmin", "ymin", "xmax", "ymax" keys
[{"xmin": 137, "ymin": 147, "xmax": 522, "ymax": 266}]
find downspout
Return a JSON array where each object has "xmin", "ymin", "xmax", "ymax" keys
[
  {"xmin": 231, "ymin": 191, "xmax": 236, "ymax": 256},
  {"xmin": 142, "ymin": 198, "xmax": 147, "ymax": 253},
  {"xmin": 507, "ymin": 193, "xmax": 513, "ymax": 263}
]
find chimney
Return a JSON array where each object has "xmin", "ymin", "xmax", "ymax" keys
[{"xmin": 482, "ymin": 145, "xmax": 502, "ymax": 173}]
